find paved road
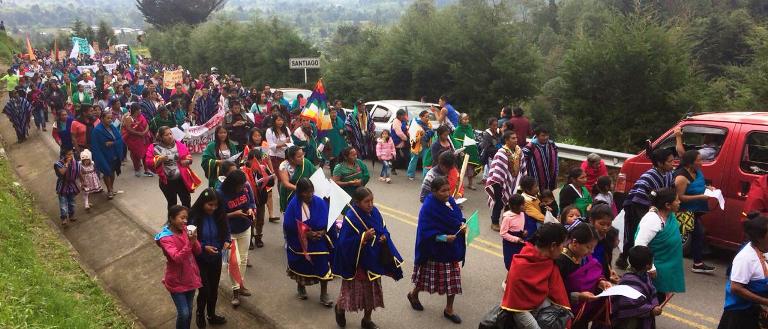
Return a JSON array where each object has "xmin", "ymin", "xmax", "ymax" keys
[
  {"xmin": 0, "ymin": 103, "xmax": 731, "ymax": 329},
  {"xmin": 87, "ymin": 145, "xmax": 731, "ymax": 328}
]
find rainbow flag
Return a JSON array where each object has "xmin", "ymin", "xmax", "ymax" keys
[{"xmin": 302, "ymin": 79, "xmax": 330, "ymax": 128}]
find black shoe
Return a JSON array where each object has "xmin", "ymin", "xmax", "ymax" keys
[
  {"xmin": 334, "ymin": 305, "xmax": 346, "ymax": 327},
  {"xmin": 207, "ymin": 314, "xmax": 226, "ymax": 325},
  {"xmin": 196, "ymin": 313, "xmax": 207, "ymax": 328},
  {"xmin": 443, "ymin": 310, "xmax": 462, "ymax": 324},
  {"xmin": 406, "ymin": 292, "xmax": 423, "ymax": 311},
  {"xmin": 691, "ymin": 263, "xmax": 716, "ymax": 274},
  {"xmin": 361, "ymin": 319, "xmax": 379, "ymax": 329}
]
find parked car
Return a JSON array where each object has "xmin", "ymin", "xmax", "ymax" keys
[
  {"xmin": 365, "ymin": 100, "xmax": 439, "ymax": 136},
  {"xmin": 277, "ymin": 88, "xmax": 313, "ymax": 105},
  {"xmin": 619, "ymin": 112, "xmax": 768, "ymax": 251}
]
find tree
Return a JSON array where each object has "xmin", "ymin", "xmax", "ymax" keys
[
  {"xmin": 96, "ymin": 20, "xmax": 116, "ymax": 49},
  {"xmin": 71, "ymin": 18, "xmax": 85, "ymax": 38},
  {"xmin": 136, "ymin": 0, "xmax": 228, "ymax": 28},
  {"xmin": 560, "ymin": 15, "xmax": 695, "ymax": 152},
  {"xmin": 84, "ymin": 26, "xmax": 97, "ymax": 44},
  {"xmin": 691, "ymin": 10, "xmax": 757, "ymax": 80}
]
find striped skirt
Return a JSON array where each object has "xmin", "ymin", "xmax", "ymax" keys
[{"xmin": 411, "ymin": 260, "xmax": 462, "ymax": 295}]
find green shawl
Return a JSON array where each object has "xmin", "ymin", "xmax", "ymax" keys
[
  {"xmin": 292, "ymin": 123, "xmax": 320, "ymax": 164},
  {"xmin": 635, "ymin": 212, "xmax": 685, "ymax": 293},
  {"xmin": 279, "ymin": 158, "xmax": 316, "ymax": 212},
  {"xmin": 332, "ymin": 159, "xmax": 370, "ymax": 196},
  {"xmin": 451, "ymin": 123, "xmax": 480, "ymax": 166},
  {"xmin": 201, "ymin": 140, "xmax": 239, "ymax": 187},
  {"xmin": 326, "ymin": 115, "xmax": 348, "ymax": 158}
]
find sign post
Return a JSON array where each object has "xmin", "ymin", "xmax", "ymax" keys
[{"xmin": 289, "ymin": 57, "xmax": 321, "ymax": 84}]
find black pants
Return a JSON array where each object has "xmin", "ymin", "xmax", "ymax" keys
[
  {"xmin": 160, "ymin": 178, "xmax": 191, "ymax": 209},
  {"xmin": 196, "ymin": 259, "xmax": 222, "ymax": 317},
  {"xmin": 491, "ymin": 184, "xmax": 504, "ymax": 225},
  {"xmin": 621, "ymin": 203, "xmax": 650, "ymax": 258}
]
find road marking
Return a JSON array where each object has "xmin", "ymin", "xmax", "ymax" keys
[
  {"xmin": 665, "ymin": 304, "xmax": 720, "ymax": 325},
  {"xmin": 377, "ymin": 202, "xmax": 716, "ymax": 329},
  {"xmin": 377, "ymin": 203, "xmax": 502, "ymax": 250}
]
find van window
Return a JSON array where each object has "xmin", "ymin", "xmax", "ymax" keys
[
  {"xmin": 370, "ymin": 106, "xmax": 390, "ymax": 123},
  {"xmin": 654, "ymin": 125, "xmax": 727, "ymax": 161},
  {"xmin": 741, "ymin": 132, "xmax": 768, "ymax": 174}
]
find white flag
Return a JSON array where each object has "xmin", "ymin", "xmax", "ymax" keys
[
  {"xmin": 463, "ymin": 136, "xmax": 477, "ymax": 147},
  {"xmin": 309, "ymin": 168, "xmax": 331, "ymax": 198},
  {"xmin": 327, "ymin": 181, "xmax": 352, "ymax": 231}
]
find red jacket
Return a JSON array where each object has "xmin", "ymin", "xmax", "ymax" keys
[
  {"xmin": 581, "ymin": 159, "xmax": 608, "ymax": 192},
  {"xmin": 744, "ymin": 175, "xmax": 768, "ymax": 218},
  {"xmin": 145, "ymin": 141, "xmax": 201, "ymax": 192},
  {"xmin": 157, "ymin": 231, "xmax": 202, "ymax": 293}
]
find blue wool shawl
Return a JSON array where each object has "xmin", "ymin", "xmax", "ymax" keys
[
  {"xmin": 90, "ymin": 123, "xmax": 126, "ymax": 175},
  {"xmin": 333, "ymin": 205, "xmax": 404, "ymax": 281},
  {"xmin": 283, "ymin": 195, "xmax": 333, "ymax": 279},
  {"xmin": 414, "ymin": 194, "xmax": 466, "ymax": 265}
]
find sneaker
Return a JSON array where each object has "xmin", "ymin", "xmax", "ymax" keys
[
  {"xmin": 378, "ymin": 177, "xmax": 385, "ymax": 182},
  {"xmin": 691, "ymin": 263, "xmax": 716, "ymax": 274},
  {"xmin": 231, "ymin": 290, "xmax": 240, "ymax": 307},
  {"xmin": 143, "ymin": 171, "xmax": 154, "ymax": 177},
  {"xmin": 385, "ymin": 178, "xmax": 391, "ymax": 184},
  {"xmin": 134, "ymin": 171, "xmax": 142, "ymax": 177},
  {"xmin": 207, "ymin": 314, "xmax": 226, "ymax": 325},
  {"xmin": 408, "ymin": 176, "xmax": 415, "ymax": 181}
]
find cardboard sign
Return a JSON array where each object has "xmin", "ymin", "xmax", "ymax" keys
[{"xmin": 163, "ymin": 69, "xmax": 183, "ymax": 89}]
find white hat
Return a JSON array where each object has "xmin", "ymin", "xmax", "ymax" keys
[{"xmin": 80, "ymin": 149, "xmax": 92, "ymax": 160}]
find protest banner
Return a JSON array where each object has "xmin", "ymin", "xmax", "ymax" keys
[
  {"xmin": 182, "ymin": 107, "xmax": 226, "ymax": 153},
  {"xmin": 163, "ymin": 70, "xmax": 183, "ymax": 89}
]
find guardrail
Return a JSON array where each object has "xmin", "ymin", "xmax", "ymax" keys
[{"xmin": 556, "ymin": 142, "xmax": 635, "ymax": 168}]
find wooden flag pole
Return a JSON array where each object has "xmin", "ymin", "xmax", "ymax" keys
[{"xmin": 455, "ymin": 154, "xmax": 470, "ymax": 197}]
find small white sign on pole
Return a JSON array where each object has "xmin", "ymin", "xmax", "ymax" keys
[{"xmin": 289, "ymin": 57, "xmax": 321, "ymax": 69}]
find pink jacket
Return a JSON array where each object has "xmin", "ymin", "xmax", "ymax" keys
[
  {"xmin": 157, "ymin": 232, "xmax": 202, "ymax": 293},
  {"xmin": 376, "ymin": 138, "xmax": 396, "ymax": 161},
  {"xmin": 145, "ymin": 141, "xmax": 201, "ymax": 192},
  {"xmin": 500, "ymin": 211, "xmax": 525, "ymax": 243}
]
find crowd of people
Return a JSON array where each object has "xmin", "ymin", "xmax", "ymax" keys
[{"xmin": 3, "ymin": 47, "xmax": 768, "ymax": 329}]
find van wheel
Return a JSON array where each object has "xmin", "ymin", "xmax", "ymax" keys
[{"xmin": 681, "ymin": 231, "xmax": 692, "ymax": 257}]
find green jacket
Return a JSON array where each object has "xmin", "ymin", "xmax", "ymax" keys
[{"xmin": 201, "ymin": 140, "xmax": 239, "ymax": 187}]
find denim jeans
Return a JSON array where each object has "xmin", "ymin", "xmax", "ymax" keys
[
  {"xmin": 380, "ymin": 160, "xmax": 391, "ymax": 178},
  {"xmin": 58, "ymin": 194, "xmax": 76, "ymax": 220},
  {"xmin": 406, "ymin": 150, "xmax": 426, "ymax": 178},
  {"xmin": 33, "ymin": 107, "xmax": 45, "ymax": 129},
  {"xmin": 170, "ymin": 290, "xmax": 195, "ymax": 329}
]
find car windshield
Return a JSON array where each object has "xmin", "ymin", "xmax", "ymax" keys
[{"xmin": 404, "ymin": 106, "xmax": 436, "ymax": 121}]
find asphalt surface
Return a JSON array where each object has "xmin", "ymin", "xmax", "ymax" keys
[{"xmin": 98, "ymin": 149, "xmax": 733, "ymax": 329}]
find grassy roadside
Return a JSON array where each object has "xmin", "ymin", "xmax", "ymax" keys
[{"xmin": 0, "ymin": 157, "xmax": 135, "ymax": 328}]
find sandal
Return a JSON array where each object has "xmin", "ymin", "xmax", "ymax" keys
[{"xmin": 407, "ymin": 292, "xmax": 424, "ymax": 311}]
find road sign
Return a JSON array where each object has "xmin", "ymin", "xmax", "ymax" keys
[{"xmin": 289, "ymin": 57, "xmax": 320, "ymax": 69}]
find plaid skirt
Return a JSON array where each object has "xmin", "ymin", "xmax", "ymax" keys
[
  {"xmin": 286, "ymin": 269, "xmax": 321, "ymax": 286},
  {"xmin": 411, "ymin": 261, "xmax": 462, "ymax": 295},
  {"xmin": 337, "ymin": 275, "xmax": 384, "ymax": 312}
]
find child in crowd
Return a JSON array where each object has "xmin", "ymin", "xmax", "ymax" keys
[
  {"xmin": 520, "ymin": 176, "xmax": 546, "ymax": 224},
  {"xmin": 560, "ymin": 205, "xmax": 583, "ymax": 228},
  {"xmin": 539, "ymin": 189, "xmax": 559, "ymax": 216},
  {"xmin": 500, "ymin": 194, "xmax": 527, "ymax": 270},
  {"xmin": 593, "ymin": 175, "xmax": 617, "ymax": 215},
  {"xmin": 214, "ymin": 160, "xmax": 238, "ymax": 189},
  {"xmin": 54, "ymin": 148, "xmax": 81, "ymax": 226},
  {"xmin": 590, "ymin": 202, "xmax": 620, "ymax": 282},
  {"xmin": 376, "ymin": 129, "xmax": 396, "ymax": 183},
  {"xmin": 611, "ymin": 245, "xmax": 661, "ymax": 329},
  {"xmin": 78, "ymin": 149, "xmax": 102, "ymax": 211}
]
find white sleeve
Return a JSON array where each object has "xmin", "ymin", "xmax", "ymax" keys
[
  {"xmin": 634, "ymin": 215, "xmax": 662, "ymax": 247},
  {"xmin": 266, "ymin": 129, "xmax": 277, "ymax": 152},
  {"xmin": 730, "ymin": 257, "xmax": 756, "ymax": 284}
]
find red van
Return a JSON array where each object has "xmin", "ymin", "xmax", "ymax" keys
[{"xmin": 619, "ymin": 112, "xmax": 768, "ymax": 250}]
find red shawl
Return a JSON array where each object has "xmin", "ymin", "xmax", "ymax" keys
[{"xmin": 502, "ymin": 243, "xmax": 571, "ymax": 312}]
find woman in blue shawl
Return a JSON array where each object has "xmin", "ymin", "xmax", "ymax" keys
[
  {"xmin": 332, "ymin": 187, "xmax": 403, "ymax": 329},
  {"xmin": 407, "ymin": 176, "xmax": 467, "ymax": 325},
  {"xmin": 90, "ymin": 109, "xmax": 126, "ymax": 199},
  {"xmin": 283, "ymin": 178, "xmax": 335, "ymax": 307}
]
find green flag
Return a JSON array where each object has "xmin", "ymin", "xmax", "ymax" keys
[
  {"xmin": 352, "ymin": 104, "xmax": 358, "ymax": 118},
  {"xmin": 466, "ymin": 210, "xmax": 480, "ymax": 245},
  {"xmin": 128, "ymin": 46, "xmax": 138, "ymax": 67}
]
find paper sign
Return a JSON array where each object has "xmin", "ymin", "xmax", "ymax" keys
[
  {"xmin": 595, "ymin": 285, "xmax": 644, "ymax": 299},
  {"xmin": 463, "ymin": 136, "xmax": 477, "ymax": 147},
  {"xmin": 705, "ymin": 188, "xmax": 725, "ymax": 210},
  {"xmin": 163, "ymin": 69, "xmax": 183, "ymax": 89},
  {"xmin": 327, "ymin": 181, "xmax": 352, "ymax": 231},
  {"xmin": 309, "ymin": 168, "xmax": 331, "ymax": 198},
  {"xmin": 170, "ymin": 127, "xmax": 185, "ymax": 141}
]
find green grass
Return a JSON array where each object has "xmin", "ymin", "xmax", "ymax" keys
[
  {"xmin": 0, "ymin": 32, "xmax": 20, "ymax": 63},
  {"xmin": 0, "ymin": 158, "xmax": 135, "ymax": 329}
]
